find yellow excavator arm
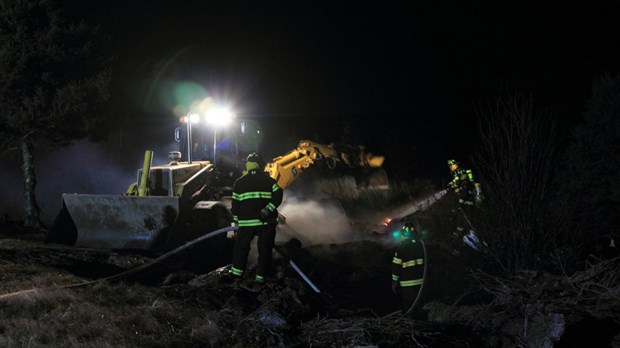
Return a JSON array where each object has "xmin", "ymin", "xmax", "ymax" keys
[{"xmin": 264, "ymin": 140, "xmax": 385, "ymax": 190}]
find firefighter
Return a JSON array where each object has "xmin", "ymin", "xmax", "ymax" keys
[
  {"xmin": 391, "ymin": 222, "xmax": 426, "ymax": 314},
  {"xmin": 447, "ymin": 159, "xmax": 478, "ymax": 207},
  {"xmin": 230, "ymin": 153, "xmax": 283, "ymax": 289},
  {"xmin": 447, "ymin": 159, "xmax": 483, "ymax": 251}
]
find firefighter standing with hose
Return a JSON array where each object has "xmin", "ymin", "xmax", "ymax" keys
[
  {"xmin": 447, "ymin": 159, "xmax": 482, "ymax": 251},
  {"xmin": 391, "ymin": 221, "xmax": 426, "ymax": 316},
  {"xmin": 229, "ymin": 153, "xmax": 283, "ymax": 290},
  {"xmin": 447, "ymin": 159, "xmax": 479, "ymax": 208}
]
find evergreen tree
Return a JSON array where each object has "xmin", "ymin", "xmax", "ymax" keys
[
  {"xmin": 0, "ymin": 0, "xmax": 110, "ymax": 228},
  {"xmin": 564, "ymin": 74, "xmax": 620, "ymax": 240}
]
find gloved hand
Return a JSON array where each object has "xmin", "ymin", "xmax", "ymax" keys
[
  {"xmin": 227, "ymin": 222, "xmax": 238, "ymax": 239},
  {"xmin": 259, "ymin": 207, "xmax": 272, "ymax": 221},
  {"xmin": 391, "ymin": 281, "xmax": 399, "ymax": 294}
]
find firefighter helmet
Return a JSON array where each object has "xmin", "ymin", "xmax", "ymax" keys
[
  {"xmin": 247, "ymin": 152, "xmax": 265, "ymax": 165},
  {"xmin": 245, "ymin": 152, "xmax": 265, "ymax": 171},
  {"xmin": 448, "ymin": 159, "xmax": 459, "ymax": 171},
  {"xmin": 401, "ymin": 221, "xmax": 417, "ymax": 240}
]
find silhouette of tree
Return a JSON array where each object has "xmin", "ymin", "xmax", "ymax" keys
[
  {"xmin": 472, "ymin": 91, "xmax": 570, "ymax": 272},
  {"xmin": 563, "ymin": 73, "xmax": 620, "ymax": 242},
  {"xmin": 0, "ymin": 0, "xmax": 110, "ymax": 228}
]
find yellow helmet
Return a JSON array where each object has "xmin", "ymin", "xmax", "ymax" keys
[
  {"xmin": 245, "ymin": 152, "xmax": 265, "ymax": 170},
  {"xmin": 448, "ymin": 159, "xmax": 459, "ymax": 171}
]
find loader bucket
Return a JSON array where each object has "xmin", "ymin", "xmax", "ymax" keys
[{"xmin": 46, "ymin": 193, "xmax": 180, "ymax": 251}]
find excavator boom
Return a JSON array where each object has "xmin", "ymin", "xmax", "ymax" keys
[{"xmin": 265, "ymin": 140, "xmax": 386, "ymax": 190}]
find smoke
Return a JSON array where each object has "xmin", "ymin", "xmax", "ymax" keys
[
  {"xmin": 242, "ymin": 190, "xmax": 369, "ymax": 268},
  {"xmin": 0, "ymin": 140, "xmax": 179, "ymax": 225},
  {"xmin": 276, "ymin": 195, "xmax": 354, "ymax": 246}
]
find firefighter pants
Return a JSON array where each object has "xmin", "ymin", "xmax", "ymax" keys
[
  {"xmin": 401, "ymin": 285, "xmax": 421, "ymax": 313},
  {"xmin": 232, "ymin": 224, "xmax": 276, "ymax": 280},
  {"xmin": 454, "ymin": 204, "xmax": 475, "ymax": 235}
]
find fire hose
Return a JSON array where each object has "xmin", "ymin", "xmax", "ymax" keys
[
  {"xmin": 274, "ymin": 213, "xmax": 321, "ymax": 293},
  {"xmin": 273, "ymin": 244, "xmax": 321, "ymax": 294},
  {"xmin": 404, "ymin": 238, "xmax": 428, "ymax": 316},
  {"xmin": 0, "ymin": 225, "xmax": 240, "ymax": 301},
  {"xmin": 382, "ymin": 237, "xmax": 429, "ymax": 319}
]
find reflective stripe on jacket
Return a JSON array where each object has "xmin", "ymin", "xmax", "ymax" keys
[
  {"xmin": 451, "ymin": 168, "xmax": 476, "ymax": 205},
  {"xmin": 391, "ymin": 239, "xmax": 425, "ymax": 287},
  {"xmin": 232, "ymin": 169, "xmax": 283, "ymax": 227}
]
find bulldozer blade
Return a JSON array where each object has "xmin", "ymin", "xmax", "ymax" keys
[{"xmin": 47, "ymin": 194, "xmax": 180, "ymax": 251}]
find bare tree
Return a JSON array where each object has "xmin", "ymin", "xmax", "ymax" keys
[
  {"xmin": 472, "ymin": 92, "xmax": 571, "ymax": 272},
  {"xmin": 0, "ymin": 0, "xmax": 110, "ymax": 228}
]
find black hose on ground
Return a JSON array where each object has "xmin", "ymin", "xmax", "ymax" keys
[
  {"xmin": 0, "ymin": 225, "xmax": 239, "ymax": 301},
  {"xmin": 273, "ymin": 244, "xmax": 321, "ymax": 293},
  {"xmin": 382, "ymin": 237, "xmax": 429, "ymax": 319},
  {"xmin": 404, "ymin": 238, "xmax": 428, "ymax": 317}
]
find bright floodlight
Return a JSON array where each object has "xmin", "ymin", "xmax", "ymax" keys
[
  {"xmin": 183, "ymin": 113, "xmax": 200, "ymax": 123},
  {"xmin": 206, "ymin": 108, "xmax": 234, "ymax": 127}
]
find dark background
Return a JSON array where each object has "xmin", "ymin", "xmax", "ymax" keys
[
  {"xmin": 75, "ymin": 2, "xmax": 620, "ymax": 175},
  {"xmin": 3, "ymin": 2, "xmax": 620, "ymax": 222},
  {"xmin": 83, "ymin": 1, "xmax": 620, "ymax": 176}
]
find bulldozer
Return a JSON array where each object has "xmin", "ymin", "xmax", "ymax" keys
[{"xmin": 45, "ymin": 133, "xmax": 387, "ymax": 271}]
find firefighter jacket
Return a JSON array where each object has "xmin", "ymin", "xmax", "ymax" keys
[
  {"xmin": 232, "ymin": 169, "xmax": 283, "ymax": 227},
  {"xmin": 391, "ymin": 239, "xmax": 425, "ymax": 288},
  {"xmin": 449, "ymin": 167, "xmax": 476, "ymax": 206}
]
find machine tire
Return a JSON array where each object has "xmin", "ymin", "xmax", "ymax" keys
[{"xmin": 181, "ymin": 205, "xmax": 234, "ymax": 273}]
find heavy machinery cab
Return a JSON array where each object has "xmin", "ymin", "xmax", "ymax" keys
[
  {"xmin": 125, "ymin": 151, "xmax": 233, "ymax": 205},
  {"xmin": 131, "ymin": 161, "xmax": 215, "ymax": 198}
]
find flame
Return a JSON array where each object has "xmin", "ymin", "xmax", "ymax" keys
[{"xmin": 381, "ymin": 217, "xmax": 392, "ymax": 226}]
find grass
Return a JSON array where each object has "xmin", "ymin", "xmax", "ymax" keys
[
  {"xmin": 0, "ymin": 265, "xmax": 234, "ymax": 348},
  {"xmin": 317, "ymin": 175, "xmax": 437, "ymax": 212}
]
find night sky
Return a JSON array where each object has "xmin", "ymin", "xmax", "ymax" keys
[
  {"xmin": 62, "ymin": 2, "xmax": 620, "ymax": 179},
  {"xmin": 0, "ymin": 1, "xmax": 618, "ymax": 224},
  {"xmin": 62, "ymin": 2, "xmax": 617, "ymax": 159}
]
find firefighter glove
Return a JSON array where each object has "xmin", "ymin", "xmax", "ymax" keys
[
  {"xmin": 227, "ymin": 222, "xmax": 238, "ymax": 239},
  {"xmin": 392, "ymin": 281, "xmax": 399, "ymax": 294},
  {"xmin": 259, "ymin": 207, "xmax": 272, "ymax": 222}
]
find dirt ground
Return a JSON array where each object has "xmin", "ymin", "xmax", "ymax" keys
[
  {"xmin": 0, "ymin": 206, "xmax": 488, "ymax": 348},
  {"xmin": 1, "ymin": 195, "xmax": 618, "ymax": 347}
]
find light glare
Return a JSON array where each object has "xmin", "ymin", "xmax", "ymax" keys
[{"xmin": 206, "ymin": 108, "xmax": 234, "ymax": 127}]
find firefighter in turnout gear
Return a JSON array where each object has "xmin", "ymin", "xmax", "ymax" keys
[
  {"xmin": 447, "ymin": 159, "xmax": 478, "ymax": 207},
  {"xmin": 230, "ymin": 153, "xmax": 283, "ymax": 287},
  {"xmin": 447, "ymin": 159, "xmax": 482, "ymax": 251},
  {"xmin": 391, "ymin": 222, "xmax": 425, "ymax": 313}
]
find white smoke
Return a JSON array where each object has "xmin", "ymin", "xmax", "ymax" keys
[
  {"xmin": 1, "ymin": 140, "xmax": 179, "ymax": 225},
  {"xmin": 276, "ymin": 194, "xmax": 356, "ymax": 246},
  {"xmin": 244, "ymin": 191, "xmax": 362, "ymax": 268}
]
